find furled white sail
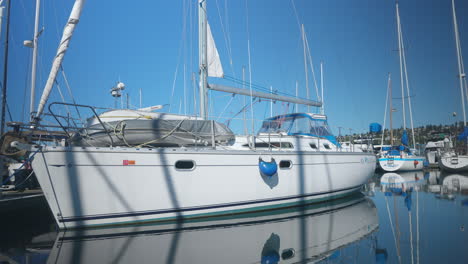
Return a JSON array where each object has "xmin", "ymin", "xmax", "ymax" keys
[
  {"xmin": 207, "ymin": 22, "xmax": 224, "ymax": 78},
  {"xmin": 35, "ymin": 0, "xmax": 85, "ymax": 120}
]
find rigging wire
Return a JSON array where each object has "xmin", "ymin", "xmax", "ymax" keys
[
  {"xmin": 21, "ymin": 50, "xmax": 32, "ymax": 122},
  {"xmin": 216, "ymin": 94, "xmax": 235, "ymax": 122},
  {"xmin": 225, "ymin": 98, "xmax": 259, "ymax": 127},
  {"xmin": 18, "ymin": 0, "xmax": 31, "ymax": 30},
  {"xmin": 60, "ymin": 66, "xmax": 82, "ymax": 120},
  {"xmin": 169, "ymin": 0, "xmax": 189, "ymax": 113},
  {"xmin": 304, "ymin": 34, "xmax": 320, "ymax": 102},
  {"xmin": 0, "ymin": 83, "xmax": 13, "ymax": 121},
  {"xmin": 290, "ymin": 0, "xmax": 301, "ymax": 33},
  {"xmin": 245, "ymin": 0, "xmax": 255, "ymax": 136},
  {"xmin": 224, "ymin": 0, "xmax": 233, "ymax": 73},
  {"xmin": 291, "ymin": 0, "xmax": 320, "ymax": 108},
  {"xmin": 400, "ymin": 31, "xmax": 416, "ymax": 149},
  {"xmin": 214, "ymin": 0, "xmax": 235, "ymax": 78}
]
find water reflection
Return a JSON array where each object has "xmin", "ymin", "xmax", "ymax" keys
[
  {"xmin": 4, "ymin": 171, "xmax": 468, "ymax": 263},
  {"xmin": 46, "ymin": 195, "xmax": 377, "ymax": 264},
  {"xmin": 369, "ymin": 170, "xmax": 468, "ymax": 264}
]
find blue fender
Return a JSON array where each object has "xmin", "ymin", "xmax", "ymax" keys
[{"xmin": 259, "ymin": 158, "xmax": 278, "ymax": 177}]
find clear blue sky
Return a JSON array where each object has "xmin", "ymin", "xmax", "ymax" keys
[{"xmin": 3, "ymin": 0, "xmax": 468, "ymax": 135}]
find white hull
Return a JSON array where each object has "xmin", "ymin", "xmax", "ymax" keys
[
  {"xmin": 378, "ymin": 156, "xmax": 424, "ymax": 172},
  {"xmin": 438, "ymin": 154, "xmax": 468, "ymax": 172},
  {"xmin": 31, "ymin": 146, "xmax": 376, "ymax": 229},
  {"xmin": 47, "ymin": 196, "xmax": 378, "ymax": 264},
  {"xmin": 425, "ymin": 150, "xmax": 440, "ymax": 167}
]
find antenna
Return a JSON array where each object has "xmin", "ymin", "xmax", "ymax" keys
[
  {"xmin": 139, "ymin": 88, "xmax": 142, "ymax": 108},
  {"xmin": 110, "ymin": 81, "xmax": 125, "ymax": 109}
]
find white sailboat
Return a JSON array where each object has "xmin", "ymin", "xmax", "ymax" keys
[
  {"xmin": 439, "ymin": 0, "xmax": 468, "ymax": 172},
  {"xmin": 378, "ymin": 1, "xmax": 425, "ymax": 172},
  {"xmin": 16, "ymin": 0, "xmax": 376, "ymax": 229}
]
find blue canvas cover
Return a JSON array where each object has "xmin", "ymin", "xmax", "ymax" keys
[
  {"xmin": 401, "ymin": 130, "xmax": 409, "ymax": 146},
  {"xmin": 458, "ymin": 127, "xmax": 468, "ymax": 141},
  {"xmin": 369, "ymin": 123, "xmax": 382, "ymax": 133}
]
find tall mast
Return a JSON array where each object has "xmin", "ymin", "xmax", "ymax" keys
[
  {"xmin": 396, "ymin": 1, "xmax": 406, "ymax": 130},
  {"xmin": 389, "ymin": 73, "xmax": 394, "ymax": 146},
  {"xmin": 139, "ymin": 88, "xmax": 142, "ymax": 108},
  {"xmin": 381, "ymin": 73, "xmax": 391, "ymax": 148},
  {"xmin": 29, "ymin": 0, "xmax": 41, "ymax": 118},
  {"xmin": 452, "ymin": 0, "xmax": 466, "ymax": 126},
  {"xmin": 301, "ymin": 24, "xmax": 310, "ymax": 113},
  {"xmin": 320, "ymin": 61, "xmax": 324, "ymax": 114},
  {"xmin": 242, "ymin": 66, "xmax": 247, "ymax": 134},
  {"xmin": 198, "ymin": 0, "xmax": 208, "ymax": 119},
  {"xmin": 35, "ymin": 0, "xmax": 86, "ymax": 120},
  {"xmin": 295, "ymin": 80, "xmax": 299, "ymax": 112},
  {"xmin": 270, "ymin": 85, "xmax": 273, "ymax": 116},
  {"xmin": 0, "ymin": 0, "xmax": 11, "ymax": 135},
  {"xmin": 0, "ymin": 1, "xmax": 5, "ymax": 40}
]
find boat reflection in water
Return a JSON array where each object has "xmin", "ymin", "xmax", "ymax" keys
[
  {"xmin": 47, "ymin": 194, "xmax": 378, "ymax": 264},
  {"xmin": 419, "ymin": 170, "xmax": 468, "ymax": 200},
  {"xmin": 380, "ymin": 171, "xmax": 428, "ymax": 194},
  {"xmin": 379, "ymin": 171, "xmax": 426, "ymax": 264},
  {"xmin": 436, "ymin": 173, "xmax": 468, "ymax": 201}
]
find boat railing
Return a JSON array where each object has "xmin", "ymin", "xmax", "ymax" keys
[{"xmin": 48, "ymin": 102, "xmax": 114, "ymax": 146}]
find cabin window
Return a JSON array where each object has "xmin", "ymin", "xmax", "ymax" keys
[
  {"xmin": 279, "ymin": 160, "xmax": 292, "ymax": 169},
  {"xmin": 310, "ymin": 143, "xmax": 317, "ymax": 149},
  {"xmin": 242, "ymin": 142, "xmax": 293, "ymax": 148},
  {"xmin": 324, "ymin": 144, "xmax": 331, "ymax": 150},
  {"xmin": 281, "ymin": 249, "xmax": 295, "ymax": 260},
  {"xmin": 175, "ymin": 160, "xmax": 195, "ymax": 170}
]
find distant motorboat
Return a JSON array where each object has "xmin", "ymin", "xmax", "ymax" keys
[{"xmin": 424, "ymin": 141, "xmax": 444, "ymax": 167}]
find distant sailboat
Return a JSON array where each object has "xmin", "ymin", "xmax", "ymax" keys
[
  {"xmin": 439, "ymin": 0, "xmax": 468, "ymax": 172},
  {"xmin": 378, "ymin": 1, "xmax": 425, "ymax": 172}
]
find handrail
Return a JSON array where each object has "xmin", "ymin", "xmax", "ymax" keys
[{"xmin": 48, "ymin": 102, "xmax": 114, "ymax": 146}]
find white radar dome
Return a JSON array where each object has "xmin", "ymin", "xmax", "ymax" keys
[{"xmin": 117, "ymin": 82, "xmax": 125, "ymax": 90}]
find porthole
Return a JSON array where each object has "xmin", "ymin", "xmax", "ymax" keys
[
  {"xmin": 279, "ymin": 160, "xmax": 292, "ymax": 169},
  {"xmin": 281, "ymin": 248, "xmax": 295, "ymax": 260},
  {"xmin": 175, "ymin": 160, "xmax": 195, "ymax": 170},
  {"xmin": 310, "ymin": 143, "xmax": 317, "ymax": 149},
  {"xmin": 324, "ymin": 144, "xmax": 331, "ymax": 150}
]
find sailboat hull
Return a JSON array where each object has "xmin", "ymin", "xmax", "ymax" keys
[
  {"xmin": 438, "ymin": 155, "xmax": 468, "ymax": 172},
  {"xmin": 31, "ymin": 146, "xmax": 376, "ymax": 229},
  {"xmin": 378, "ymin": 157, "xmax": 424, "ymax": 172}
]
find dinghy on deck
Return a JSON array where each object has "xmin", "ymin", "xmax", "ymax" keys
[{"xmin": 71, "ymin": 109, "xmax": 235, "ymax": 147}]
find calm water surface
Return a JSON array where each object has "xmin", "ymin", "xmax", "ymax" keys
[{"xmin": 1, "ymin": 170, "xmax": 467, "ymax": 263}]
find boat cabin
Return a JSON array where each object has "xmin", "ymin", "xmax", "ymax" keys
[
  {"xmin": 258, "ymin": 113, "xmax": 339, "ymax": 144},
  {"xmin": 226, "ymin": 113, "xmax": 346, "ymax": 151}
]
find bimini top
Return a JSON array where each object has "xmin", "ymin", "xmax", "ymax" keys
[{"xmin": 258, "ymin": 113, "xmax": 340, "ymax": 146}]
